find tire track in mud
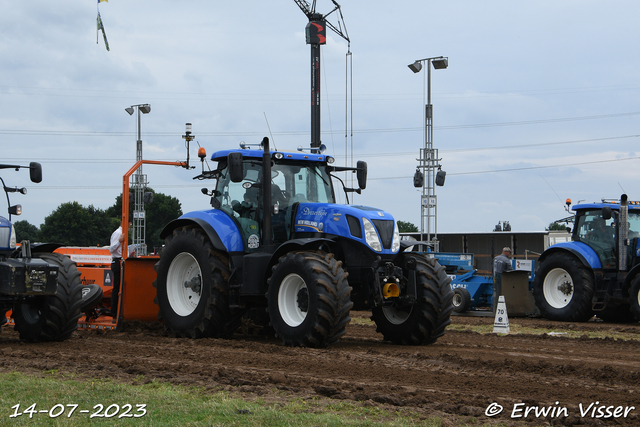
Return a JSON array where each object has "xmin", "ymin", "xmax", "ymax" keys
[{"xmin": 0, "ymin": 314, "xmax": 639, "ymax": 425}]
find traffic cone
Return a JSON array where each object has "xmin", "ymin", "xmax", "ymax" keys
[{"xmin": 493, "ymin": 295, "xmax": 510, "ymax": 334}]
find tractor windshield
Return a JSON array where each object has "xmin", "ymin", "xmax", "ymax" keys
[
  {"xmin": 213, "ymin": 158, "xmax": 334, "ymax": 248},
  {"xmin": 271, "ymin": 161, "xmax": 335, "ymax": 205},
  {"xmin": 575, "ymin": 209, "xmax": 616, "ymax": 268}
]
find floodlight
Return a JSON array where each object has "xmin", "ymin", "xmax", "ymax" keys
[
  {"xmin": 139, "ymin": 104, "xmax": 151, "ymax": 114},
  {"xmin": 125, "ymin": 107, "xmax": 135, "ymax": 115},
  {"xmin": 408, "ymin": 60, "xmax": 422, "ymax": 73},
  {"xmin": 432, "ymin": 57, "xmax": 448, "ymax": 69}
]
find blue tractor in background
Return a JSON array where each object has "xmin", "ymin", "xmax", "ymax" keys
[
  {"xmin": 152, "ymin": 138, "xmax": 453, "ymax": 347},
  {"xmin": 0, "ymin": 162, "xmax": 82, "ymax": 341},
  {"xmin": 533, "ymin": 194, "xmax": 640, "ymax": 322}
]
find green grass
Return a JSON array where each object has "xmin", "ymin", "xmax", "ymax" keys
[{"xmin": 0, "ymin": 371, "xmax": 456, "ymax": 427}]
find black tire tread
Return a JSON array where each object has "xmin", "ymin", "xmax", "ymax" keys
[
  {"xmin": 372, "ymin": 254, "xmax": 453, "ymax": 345},
  {"xmin": 268, "ymin": 250, "xmax": 352, "ymax": 348},
  {"xmin": 14, "ymin": 253, "xmax": 83, "ymax": 342},
  {"xmin": 532, "ymin": 252, "xmax": 594, "ymax": 322},
  {"xmin": 153, "ymin": 226, "xmax": 233, "ymax": 339}
]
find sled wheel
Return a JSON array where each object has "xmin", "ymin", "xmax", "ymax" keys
[
  {"xmin": 154, "ymin": 226, "xmax": 234, "ymax": 338},
  {"xmin": 267, "ymin": 250, "xmax": 352, "ymax": 348},
  {"xmin": 532, "ymin": 252, "xmax": 594, "ymax": 321},
  {"xmin": 13, "ymin": 253, "xmax": 83, "ymax": 342},
  {"xmin": 371, "ymin": 253, "xmax": 453, "ymax": 345},
  {"xmin": 452, "ymin": 287, "xmax": 471, "ymax": 313}
]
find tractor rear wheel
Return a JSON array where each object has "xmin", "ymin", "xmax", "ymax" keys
[
  {"xmin": 371, "ymin": 254, "xmax": 453, "ymax": 345},
  {"xmin": 267, "ymin": 250, "xmax": 352, "ymax": 348},
  {"xmin": 13, "ymin": 253, "xmax": 83, "ymax": 342},
  {"xmin": 532, "ymin": 252, "xmax": 594, "ymax": 321},
  {"xmin": 154, "ymin": 226, "xmax": 234, "ymax": 338},
  {"xmin": 629, "ymin": 275, "xmax": 640, "ymax": 321}
]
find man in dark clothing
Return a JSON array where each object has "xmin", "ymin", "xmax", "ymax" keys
[{"xmin": 494, "ymin": 247, "xmax": 513, "ymax": 276}]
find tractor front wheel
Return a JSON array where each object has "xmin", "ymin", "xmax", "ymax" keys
[
  {"xmin": 267, "ymin": 251, "xmax": 352, "ymax": 348},
  {"xmin": 13, "ymin": 253, "xmax": 83, "ymax": 342},
  {"xmin": 371, "ymin": 254, "xmax": 453, "ymax": 345},
  {"xmin": 532, "ymin": 252, "xmax": 594, "ymax": 321},
  {"xmin": 629, "ymin": 275, "xmax": 640, "ymax": 321},
  {"xmin": 154, "ymin": 226, "xmax": 234, "ymax": 338}
]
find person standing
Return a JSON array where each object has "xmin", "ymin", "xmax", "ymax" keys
[
  {"xmin": 109, "ymin": 222, "xmax": 126, "ymax": 318},
  {"xmin": 493, "ymin": 247, "xmax": 513, "ymax": 276}
]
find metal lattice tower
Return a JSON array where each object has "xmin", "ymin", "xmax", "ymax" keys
[{"xmin": 125, "ymin": 104, "xmax": 150, "ymax": 256}]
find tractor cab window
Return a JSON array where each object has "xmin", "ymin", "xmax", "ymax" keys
[
  {"xmin": 215, "ymin": 161, "xmax": 262, "ymax": 251},
  {"xmin": 270, "ymin": 161, "xmax": 334, "ymax": 243},
  {"xmin": 628, "ymin": 212, "xmax": 640, "ymax": 239},
  {"xmin": 271, "ymin": 161, "xmax": 334, "ymax": 205},
  {"xmin": 576, "ymin": 209, "xmax": 616, "ymax": 268}
]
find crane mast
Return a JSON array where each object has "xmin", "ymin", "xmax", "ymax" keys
[{"xmin": 294, "ymin": 0, "xmax": 349, "ymax": 151}]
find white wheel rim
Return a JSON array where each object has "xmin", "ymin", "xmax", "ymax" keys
[
  {"xmin": 381, "ymin": 305, "xmax": 412, "ymax": 325},
  {"xmin": 543, "ymin": 267, "xmax": 574, "ymax": 309},
  {"xmin": 278, "ymin": 273, "xmax": 308, "ymax": 327},
  {"xmin": 452, "ymin": 292, "xmax": 462, "ymax": 307},
  {"xmin": 167, "ymin": 252, "xmax": 202, "ymax": 316}
]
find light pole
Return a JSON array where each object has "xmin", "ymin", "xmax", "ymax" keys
[
  {"xmin": 408, "ymin": 56, "xmax": 447, "ymax": 251},
  {"xmin": 125, "ymin": 103, "xmax": 150, "ymax": 256}
]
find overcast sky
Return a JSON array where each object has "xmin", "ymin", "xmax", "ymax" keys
[{"xmin": 2, "ymin": 0, "xmax": 639, "ymax": 238}]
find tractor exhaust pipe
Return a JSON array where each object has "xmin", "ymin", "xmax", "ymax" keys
[
  {"xmin": 619, "ymin": 194, "xmax": 628, "ymax": 271},
  {"xmin": 262, "ymin": 137, "xmax": 273, "ymax": 249}
]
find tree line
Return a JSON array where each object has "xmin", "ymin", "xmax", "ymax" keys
[{"xmin": 14, "ymin": 189, "xmax": 182, "ymax": 250}]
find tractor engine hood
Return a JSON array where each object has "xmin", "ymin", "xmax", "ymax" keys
[{"xmin": 293, "ymin": 203, "xmax": 400, "ymax": 254}]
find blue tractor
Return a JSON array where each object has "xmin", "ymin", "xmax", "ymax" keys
[
  {"xmin": 533, "ymin": 194, "xmax": 640, "ymax": 322},
  {"xmin": 0, "ymin": 162, "xmax": 83, "ymax": 341},
  {"xmin": 152, "ymin": 138, "xmax": 453, "ymax": 347}
]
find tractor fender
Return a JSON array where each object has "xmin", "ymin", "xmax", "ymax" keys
[
  {"xmin": 160, "ymin": 210, "xmax": 245, "ymax": 253},
  {"xmin": 270, "ymin": 238, "xmax": 337, "ymax": 265},
  {"xmin": 538, "ymin": 241, "xmax": 602, "ymax": 270}
]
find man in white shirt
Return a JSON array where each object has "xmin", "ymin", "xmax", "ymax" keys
[{"xmin": 109, "ymin": 223, "xmax": 126, "ymax": 318}]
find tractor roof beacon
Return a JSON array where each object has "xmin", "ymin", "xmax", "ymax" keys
[
  {"xmin": 0, "ymin": 162, "xmax": 83, "ymax": 342},
  {"xmin": 153, "ymin": 138, "xmax": 454, "ymax": 347},
  {"xmin": 533, "ymin": 194, "xmax": 640, "ymax": 323}
]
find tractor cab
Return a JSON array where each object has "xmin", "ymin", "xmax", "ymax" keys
[
  {"xmin": 209, "ymin": 147, "xmax": 336, "ymax": 249},
  {"xmin": 573, "ymin": 202, "xmax": 640, "ymax": 271}
]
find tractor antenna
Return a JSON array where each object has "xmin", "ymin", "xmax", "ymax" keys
[{"xmin": 263, "ymin": 112, "xmax": 277, "ymax": 151}]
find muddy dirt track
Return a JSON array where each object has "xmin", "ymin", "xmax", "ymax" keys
[{"xmin": 2, "ymin": 313, "xmax": 640, "ymax": 426}]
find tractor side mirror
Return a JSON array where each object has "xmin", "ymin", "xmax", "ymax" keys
[
  {"xmin": 602, "ymin": 206, "xmax": 612, "ymax": 220},
  {"xmin": 29, "ymin": 162, "xmax": 42, "ymax": 183},
  {"xmin": 356, "ymin": 160, "xmax": 367, "ymax": 190},
  {"xmin": 228, "ymin": 153, "xmax": 244, "ymax": 183}
]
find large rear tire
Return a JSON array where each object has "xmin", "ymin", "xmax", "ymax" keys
[
  {"xmin": 13, "ymin": 253, "xmax": 83, "ymax": 342},
  {"xmin": 267, "ymin": 251, "xmax": 352, "ymax": 348},
  {"xmin": 154, "ymin": 226, "xmax": 234, "ymax": 338},
  {"xmin": 371, "ymin": 254, "xmax": 453, "ymax": 345},
  {"xmin": 532, "ymin": 252, "xmax": 594, "ymax": 321},
  {"xmin": 629, "ymin": 275, "xmax": 640, "ymax": 321}
]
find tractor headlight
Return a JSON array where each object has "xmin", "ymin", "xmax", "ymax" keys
[
  {"xmin": 391, "ymin": 221, "xmax": 400, "ymax": 253},
  {"xmin": 363, "ymin": 218, "xmax": 382, "ymax": 252},
  {"xmin": 9, "ymin": 225, "xmax": 16, "ymax": 249}
]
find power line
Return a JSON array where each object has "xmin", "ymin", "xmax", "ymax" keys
[
  {"xmin": 369, "ymin": 155, "xmax": 640, "ymax": 180},
  {"xmin": 2, "ymin": 111, "xmax": 639, "ymax": 138}
]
